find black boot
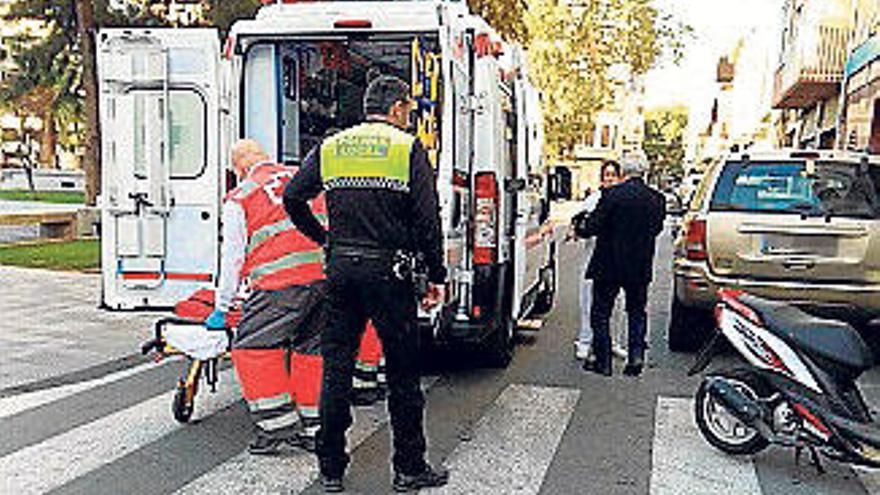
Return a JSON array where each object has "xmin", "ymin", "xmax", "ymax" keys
[
  {"xmin": 352, "ymin": 386, "xmax": 386, "ymax": 406},
  {"xmin": 623, "ymin": 355, "xmax": 644, "ymax": 377},
  {"xmin": 583, "ymin": 359, "xmax": 612, "ymax": 376},
  {"xmin": 287, "ymin": 433, "xmax": 316, "ymax": 453},
  {"xmin": 248, "ymin": 434, "xmax": 286, "ymax": 455},
  {"xmin": 393, "ymin": 464, "xmax": 450, "ymax": 492}
]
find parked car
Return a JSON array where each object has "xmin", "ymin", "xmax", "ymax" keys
[{"xmin": 669, "ymin": 149, "xmax": 880, "ymax": 351}]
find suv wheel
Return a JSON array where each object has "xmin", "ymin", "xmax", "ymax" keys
[{"xmin": 668, "ymin": 297, "xmax": 710, "ymax": 352}]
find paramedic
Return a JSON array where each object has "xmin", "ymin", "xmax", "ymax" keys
[
  {"xmin": 206, "ymin": 139, "xmax": 327, "ymax": 455},
  {"xmin": 283, "ymin": 75, "xmax": 448, "ymax": 493}
]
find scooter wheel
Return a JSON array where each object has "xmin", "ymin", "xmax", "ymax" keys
[
  {"xmin": 695, "ymin": 371, "xmax": 769, "ymax": 455},
  {"xmin": 172, "ymin": 382, "xmax": 195, "ymax": 423}
]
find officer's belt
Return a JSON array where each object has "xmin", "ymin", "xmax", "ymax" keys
[{"xmin": 330, "ymin": 244, "xmax": 400, "ymax": 262}]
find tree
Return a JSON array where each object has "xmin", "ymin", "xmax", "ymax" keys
[
  {"xmin": 467, "ymin": 0, "xmax": 528, "ymax": 43},
  {"xmin": 475, "ymin": 0, "xmax": 691, "ymax": 161},
  {"xmin": 0, "ymin": 35, "xmax": 79, "ymax": 170},
  {"xmin": 203, "ymin": 0, "xmax": 261, "ymax": 34},
  {"xmin": 642, "ymin": 105, "xmax": 688, "ymax": 182},
  {"xmin": 75, "ymin": 0, "xmax": 100, "ymax": 205},
  {"xmin": 2, "ymin": 0, "xmax": 166, "ymax": 204}
]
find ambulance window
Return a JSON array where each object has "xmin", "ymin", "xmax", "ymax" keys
[
  {"xmin": 453, "ymin": 65, "xmax": 469, "ymax": 173},
  {"xmin": 168, "ymin": 91, "xmax": 206, "ymax": 178},
  {"xmin": 274, "ymin": 36, "xmax": 441, "ymax": 164},
  {"xmin": 131, "ymin": 90, "xmax": 206, "ymax": 179},
  {"xmin": 132, "ymin": 93, "xmax": 148, "ymax": 178}
]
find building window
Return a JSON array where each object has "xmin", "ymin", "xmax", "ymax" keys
[{"xmin": 601, "ymin": 125, "xmax": 611, "ymax": 148}]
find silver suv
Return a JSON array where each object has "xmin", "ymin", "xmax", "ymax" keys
[{"xmin": 669, "ymin": 150, "xmax": 880, "ymax": 351}]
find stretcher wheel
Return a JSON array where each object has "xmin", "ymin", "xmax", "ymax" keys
[
  {"xmin": 172, "ymin": 381, "xmax": 195, "ymax": 423},
  {"xmin": 172, "ymin": 359, "xmax": 202, "ymax": 423}
]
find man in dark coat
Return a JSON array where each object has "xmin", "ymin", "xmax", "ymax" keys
[{"xmin": 578, "ymin": 155, "xmax": 666, "ymax": 376}]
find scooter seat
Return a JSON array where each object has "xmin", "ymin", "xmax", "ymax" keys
[{"xmin": 738, "ymin": 295, "xmax": 873, "ymax": 378}]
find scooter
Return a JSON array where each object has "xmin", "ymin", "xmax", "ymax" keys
[{"xmin": 689, "ymin": 289, "xmax": 880, "ymax": 471}]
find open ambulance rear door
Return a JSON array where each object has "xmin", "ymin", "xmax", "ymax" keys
[{"xmin": 98, "ymin": 29, "xmax": 223, "ymax": 310}]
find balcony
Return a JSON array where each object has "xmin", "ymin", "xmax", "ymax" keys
[{"xmin": 773, "ymin": 24, "xmax": 851, "ymax": 109}]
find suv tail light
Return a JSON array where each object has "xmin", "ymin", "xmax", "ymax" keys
[
  {"xmin": 683, "ymin": 217, "xmax": 707, "ymax": 261},
  {"xmin": 473, "ymin": 172, "xmax": 498, "ymax": 265}
]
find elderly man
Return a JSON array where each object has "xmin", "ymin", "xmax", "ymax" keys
[
  {"xmin": 578, "ymin": 154, "xmax": 666, "ymax": 377},
  {"xmin": 207, "ymin": 139, "xmax": 328, "ymax": 454}
]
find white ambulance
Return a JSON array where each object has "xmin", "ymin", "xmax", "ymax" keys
[{"xmin": 97, "ymin": 0, "xmax": 560, "ymax": 365}]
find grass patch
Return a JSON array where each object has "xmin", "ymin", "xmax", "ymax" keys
[
  {"xmin": 0, "ymin": 189, "xmax": 85, "ymax": 204},
  {"xmin": 0, "ymin": 239, "xmax": 99, "ymax": 271}
]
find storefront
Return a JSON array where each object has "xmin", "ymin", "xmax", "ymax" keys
[{"xmin": 842, "ymin": 34, "xmax": 879, "ymax": 154}]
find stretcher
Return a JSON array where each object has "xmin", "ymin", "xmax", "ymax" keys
[
  {"xmin": 140, "ymin": 289, "xmax": 387, "ymax": 424},
  {"xmin": 140, "ymin": 289, "xmax": 240, "ymax": 423}
]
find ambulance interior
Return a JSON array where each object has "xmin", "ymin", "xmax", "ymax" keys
[{"xmin": 242, "ymin": 35, "xmax": 442, "ymax": 168}]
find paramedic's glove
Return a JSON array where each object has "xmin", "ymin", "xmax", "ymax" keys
[{"xmin": 205, "ymin": 310, "xmax": 226, "ymax": 330}]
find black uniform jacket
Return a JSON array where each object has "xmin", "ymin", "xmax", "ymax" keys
[
  {"xmin": 282, "ymin": 125, "xmax": 447, "ymax": 284},
  {"xmin": 580, "ymin": 177, "xmax": 666, "ymax": 285}
]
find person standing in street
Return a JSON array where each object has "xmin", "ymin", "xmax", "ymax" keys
[
  {"xmin": 283, "ymin": 75, "xmax": 449, "ymax": 493},
  {"xmin": 206, "ymin": 139, "xmax": 328, "ymax": 454},
  {"xmin": 571, "ymin": 160, "xmax": 621, "ymax": 361},
  {"xmin": 577, "ymin": 155, "xmax": 665, "ymax": 377}
]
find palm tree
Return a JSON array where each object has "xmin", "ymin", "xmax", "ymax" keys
[
  {"xmin": 0, "ymin": 34, "xmax": 81, "ymax": 170},
  {"xmin": 2, "ymin": 0, "xmax": 164, "ymax": 203}
]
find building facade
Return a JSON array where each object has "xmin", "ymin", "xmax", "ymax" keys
[
  {"xmin": 772, "ymin": 0, "xmax": 878, "ymax": 153},
  {"xmin": 568, "ymin": 63, "xmax": 646, "ymax": 199},
  {"xmin": 840, "ymin": 0, "xmax": 879, "ymax": 153}
]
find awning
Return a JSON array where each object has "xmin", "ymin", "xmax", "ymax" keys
[{"xmin": 845, "ymin": 35, "xmax": 880, "ymax": 78}]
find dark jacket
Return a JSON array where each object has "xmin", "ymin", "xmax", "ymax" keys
[
  {"xmin": 282, "ymin": 123, "xmax": 446, "ymax": 283},
  {"xmin": 580, "ymin": 177, "xmax": 666, "ymax": 284}
]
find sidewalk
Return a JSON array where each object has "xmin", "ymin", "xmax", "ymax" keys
[{"xmin": 0, "ymin": 265, "xmax": 162, "ymax": 390}]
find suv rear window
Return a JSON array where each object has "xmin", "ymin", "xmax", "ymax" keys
[{"xmin": 710, "ymin": 160, "xmax": 880, "ymax": 219}]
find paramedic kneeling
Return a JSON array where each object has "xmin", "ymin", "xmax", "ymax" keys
[
  {"xmin": 283, "ymin": 75, "xmax": 448, "ymax": 493},
  {"xmin": 207, "ymin": 139, "xmax": 328, "ymax": 455}
]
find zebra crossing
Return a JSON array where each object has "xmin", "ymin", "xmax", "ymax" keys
[{"xmin": 1, "ymin": 362, "xmax": 878, "ymax": 495}]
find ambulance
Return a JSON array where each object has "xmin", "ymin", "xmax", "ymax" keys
[{"xmin": 97, "ymin": 0, "xmax": 560, "ymax": 365}]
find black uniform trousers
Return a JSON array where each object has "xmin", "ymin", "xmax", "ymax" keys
[
  {"xmin": 317, "ymin": 251, "xmax": 427, "ymax": 478},
  {"xmin": 589, "ymin": 277, "xmax": 649, "ymax": 369}
]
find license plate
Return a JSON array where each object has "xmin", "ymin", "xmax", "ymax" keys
[{"xmin": 759, "ymin": 234, "xmax": 838, "ymax": 257}]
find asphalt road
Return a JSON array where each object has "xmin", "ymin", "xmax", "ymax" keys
[{"xmin": 2, "ymin": 225, "xmax": 880, "ymax": 494}]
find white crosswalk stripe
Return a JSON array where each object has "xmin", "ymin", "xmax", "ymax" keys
[
  {"xmin": 855, "ymin": 467, "xmax": 880, "ymax": 495},
  {"xmin": 0, "ymin": 361, "xmax": 164, "ymax": 420},
  {"xmin": 423, "ymin": 384, "xmax": 580, "ymax": 495},
  {"xmin": 0, "ymin": 368, "xmax": 241, "ymax": 495},
  {"xmin": 5, "ymin": 363, "xmax": 880, "ymax": 495},
  {"xmin": 650, "ymin": 396, "xmax": 763, "ymax": 495},
  {"xmin": 177, "ymin": 376, "xmax": 438, "ymax": 494},
  {"xmin": 176, "ymin": 405, "xmax": 389, "ymax": 495}
]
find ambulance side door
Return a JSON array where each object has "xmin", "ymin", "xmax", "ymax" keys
[{"xmin": 98, "ymin": 28, "xmax": 222, "ymax": 309}]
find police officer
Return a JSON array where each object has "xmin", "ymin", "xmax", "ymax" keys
[{"xmin": 283, "ymin": 75, "xmax": 448, "ymax": 493}]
